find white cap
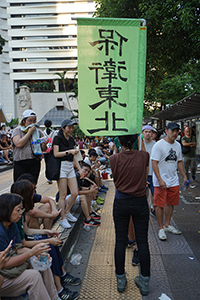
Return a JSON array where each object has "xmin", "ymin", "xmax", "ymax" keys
[{"xmin": 20, "ymin": 110, "xmax": 37, "ymax": 123}]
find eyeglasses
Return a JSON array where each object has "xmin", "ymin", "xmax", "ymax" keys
[{"xmin": 16, "ymin": 208, "xmax": 25, "ymax": 214}]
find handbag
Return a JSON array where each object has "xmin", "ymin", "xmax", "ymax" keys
[
  {"xmin": 182, "ymin": 135, "xmax": 192, "ymax": 155},
  {"xmin": 182, "ymin": 146, "xmax": 190, "ymax": 155},
  {"xmin": 0, "ymin": 245, "xmax": 29, "ymax": 279},
  {"xmin": 45, "ymin": 149, "xmax": 61, "ymax": 180}
]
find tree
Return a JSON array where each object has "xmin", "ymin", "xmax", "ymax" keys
[
  {"xmin": 0, "ymin": 36, "xmax": 5, "ymax": 55},
  {"xmin": 95, "ymin": 0, "xmax": 200, "ymax": 116},
  {"xmin": 54, "ymin": 71, "xmax": 73, "ymax": 112}
]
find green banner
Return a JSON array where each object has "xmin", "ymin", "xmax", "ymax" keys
[{"xmin": 77, "ymin": 18, "xmax": 147, "ymax": 136}]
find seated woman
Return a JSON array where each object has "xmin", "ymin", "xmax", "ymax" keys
[
  {"xmin": 0, "ymin": 193, "xmax": 58, "ymax": 300},
  {"xmin": 11, "ymin": 180, "xmax": 80, "ymax": 300},
  {"xmin": 17, "ymin": 173, "xmax": 61, "ymax": 230}
]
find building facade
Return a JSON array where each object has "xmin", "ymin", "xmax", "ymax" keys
[{"xmin": 0, "ymin": 0, "xmax": 95, "ymax": 122}]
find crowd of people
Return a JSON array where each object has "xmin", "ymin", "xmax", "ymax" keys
[{"xmin": 0, "ymin": 108, "xmax": 197, "ymax": 298}]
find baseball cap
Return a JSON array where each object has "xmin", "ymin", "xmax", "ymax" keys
[
  {"xmin": 142, "ymin": 125, "xmax": 156, "ymax": 132},
  {"xmin": 61, "ymin": 118, "xmax": 77, "ymax": 128},
  {"xmin": 20, "ymin": 110, "xmax": 37, "ymax": 123},
  {"xmin": 166, "ymin": 122, "xmax": 180, "ymax": 130}
]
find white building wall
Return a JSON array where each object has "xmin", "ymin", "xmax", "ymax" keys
[
  {"xmin": 0, "ymin": 0, "xmax": 95, "ymax": 119},
  {"xmin": 0, "ymin": 0, "xmax": 15, "ymax": 120},
  {"xmin": 16, "ymin": 92, "xmax": 78, "ymax": 123}
]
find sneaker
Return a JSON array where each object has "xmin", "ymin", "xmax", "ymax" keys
[
  {"xmin": 132, "ymin": 249, "xmax": 140, "ymax": 266},
  {"xmin": 164, "ymin": 225, "xmax": 181, "ymax": 235},
  {"xmin": 158, "ymin": 228, "xmax": 167, "ymax": 240},
  {"xmin": 127, "ymin": 239, "xmax": 135, "ymax": 248},
  {"xmin": 84, "ymin": 218, "xmax": 101, "ymax": 227},
  {"xmin": 47, "ymin": 179, "xmax": 53, "ymax": 184},
  {"xmin": 89, "ymin": 210, "xmax": 101, "ymax": 219},
  {"xmin": 150, "ymin": 208, "xmax": 156, "ymax": 219},
  {"xmin": 58, "ymin": 287, "xmax": 79, "ymax": 300},
  {"xmin": 101, "ymin": 184, "xmax": 109, "ymax": 190},
  {"xmin": 60, "ymin": 218, "xmax": 72, "ymax": 229},
  {"xmin": 61, "ymin": 272, "xmax": 81, "ymax": 286},
  {"xmin": 65, "ymin": 212, "xmax": 77, "ymax": 223},
  {"xmin": 96, "ymin": 197, "xmax": 104, "ymax": 205},
  {"xmin": 98, "ymin": 188, "xmax": 107, "ymax": 193},
  {"xmin": 7, "ymin": 160, "xmax": 13, "ymax": 165}
]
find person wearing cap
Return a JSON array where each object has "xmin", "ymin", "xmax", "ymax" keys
[
  {"xmin": 151, "ymin": 122, "xmax": 187, "ymax": 241},
  {"xmin": 53, "ymin": 118, "xmax": 84, "ymax": 229},
  {"xmin": 12, "ymin": 109, "xmax": 47, "ymax": 183}
]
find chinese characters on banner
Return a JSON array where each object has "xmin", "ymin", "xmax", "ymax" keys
[{"xmin": 77, "ymin": 18, "xmax": 147, "ymax": 136}]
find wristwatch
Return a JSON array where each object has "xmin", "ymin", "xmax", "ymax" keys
[{"xmin": 66, "ymin": 151, "xmax": 68, "ymax": 155}]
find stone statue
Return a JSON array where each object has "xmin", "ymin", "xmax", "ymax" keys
[{"xmin": 18, "ymin": 86, "xmax": 32, "ymax": 120}]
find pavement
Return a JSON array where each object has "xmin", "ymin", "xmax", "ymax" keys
[{"xmin": 0, "ymin": 162, "xmax": 200, "ymax": 299}]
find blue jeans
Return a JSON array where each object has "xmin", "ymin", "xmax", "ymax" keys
[{"xmin": 113, "ymin": 195, "xmax": 150, "ymax": 277}]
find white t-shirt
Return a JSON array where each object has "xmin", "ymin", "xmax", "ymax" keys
[
  {"xmin": 95, "ymin": 147, "xmax": 103, "ymax": 156},
  {"xmin": 84, "ymin": 156, "xmax": 92, "ymax": 167},
  {"xmin": 151, "ymin": 139, "xmax": 182, "ymax": 187},
  {"xmin": 143, "ymin": 140, "xmax": 156, "ymax": 176}
]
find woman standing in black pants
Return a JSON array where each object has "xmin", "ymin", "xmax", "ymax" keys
[
  {"xmin": 110, "ymin": 134, "xmax": 150, "ymax": 296},
  {"xmin": 12, "ymin": 109, "xmax": 47, "ymax": 183}
]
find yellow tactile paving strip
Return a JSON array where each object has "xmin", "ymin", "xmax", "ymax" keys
[{"xmin": 79, "ymin": 181, "xmax": 142, "ymax": 300}]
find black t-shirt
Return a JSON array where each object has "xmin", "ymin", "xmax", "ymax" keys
[
  {"xmin": 0, "ymin": 141, "xmax": 7, "ymax": 148},
  {"xmin": 33, "ymin": 193, "xmax": 42, "ymax": 203},
  {"xmin": 53, "ymin": 130, "xmax": 75, "ymax": 162}
]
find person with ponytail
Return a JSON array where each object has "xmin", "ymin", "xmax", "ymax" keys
[
  {"xmin": 43, "ymin": 119, "xmax": 58, "ymax": 184},
  {"xmin": 109, "ymin": 134, "xmax": 151, "ymax": 296}
]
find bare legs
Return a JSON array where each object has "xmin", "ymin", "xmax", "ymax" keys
[{"xmin": 57, "ymin": 177, "xmax": 78, "ymax": 219}]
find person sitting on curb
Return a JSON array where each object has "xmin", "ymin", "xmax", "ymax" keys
[
  {"xmin": 0, "ymin": 134, "xmax": 13, "ymax": 164},
  {"xmin": 17, "ymin": 173, "xmax": 61, "ymax": 230},
  {"xmin": 11, "ymin": 180, "xmax": 81, "ymax": 300},
  {"xmin": 84, "ymin": 150, "xmax": 108, "ymax": 193},
  {"xmin": 56, "ymin": 163, "xmax": 101, "ymax": 227},
  {"xmin": 94, "ymin": 143, "xmax": 108, "ymax": 164}
]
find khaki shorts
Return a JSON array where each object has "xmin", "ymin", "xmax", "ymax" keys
[
  {"xmin": 154, "ymin": 186, "xmax": 179, "ymax": 208},
  {"xmin": 59, "ymin": 161, "xmax": 75, "ymax": 179}
]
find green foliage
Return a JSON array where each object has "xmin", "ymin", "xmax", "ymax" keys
[
  {"xmin": 0, "ymin": 36, "xmax": 5, "ymax": 55},
  {"xmin": 95, "ymin": 0, "xmax": 200, "ymax": 117},
  {"xmin": 42, "ymin": 81, "xmax": 50, "ymax": 90},
  {"xmin": 20, "ymin": 83, "xmax": 30, "ymax": 88},
  {"xmin": 72, "ymin": 125, "xmax": 84, "ymax": 139},
  {"xmin": 69, "ymin": 81, "xmax": 78, "ymax": 98},
  {"xmin": 6, "ymin": 118, "xmax": 19, "ymax": 127}
]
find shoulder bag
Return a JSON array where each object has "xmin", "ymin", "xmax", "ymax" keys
[
  {"xmin": 45, "ymin": 149, "xmax": 61, "ymax": 180},
  {"xmin": 0, "ymin": 245, "xmax": 29, "ymax": 279},
  {"xmin": 182, "ymin": 136, "xmax": 192, "ymax": 155}
]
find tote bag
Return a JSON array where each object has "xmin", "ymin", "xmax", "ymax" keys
[{"xmin": 45, "ymin": 150, "xmax": 61, "ymax": 180}]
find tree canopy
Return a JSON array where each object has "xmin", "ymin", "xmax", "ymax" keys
[{"xmin": 95, "ymin": 0, "xmax": 200, "ymax": 116}]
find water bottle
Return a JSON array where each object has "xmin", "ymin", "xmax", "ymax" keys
[
  {"xmin": 31, "ymin": 137, "xmax": 48, "ymax": 145},
  {"xmin": 181, "ymin": 180, "xmax": 191, "ymax": 191}
]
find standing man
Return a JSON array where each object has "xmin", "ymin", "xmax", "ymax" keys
[
  {"xmin": 182, "ymin": 127, "xmax": 196, "ymax": 180},
  {"xmin": 151, "ymin": 122, "xmax": 187, "ymax": 241},
  {"xmin": 142, "ymin": 125, "xmax": 156, "ymax": 217}
]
